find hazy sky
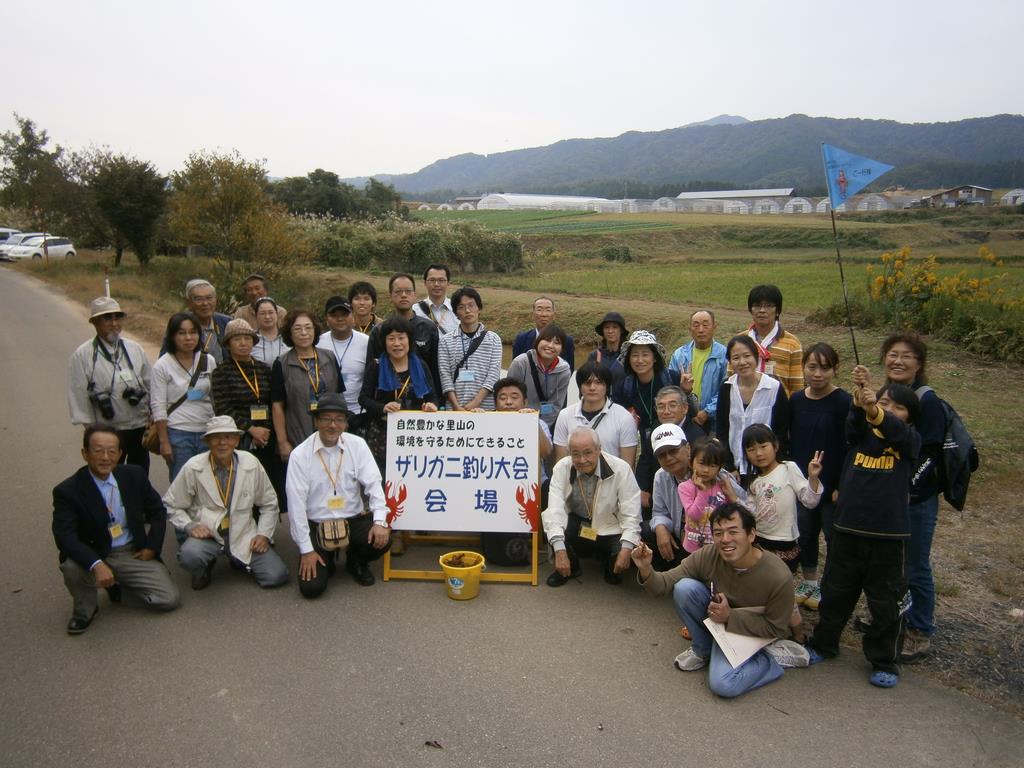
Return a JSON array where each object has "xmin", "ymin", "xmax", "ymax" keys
[{"xmin": 7, "ymin": 0, "xmax": 1022, "ymax": 179}]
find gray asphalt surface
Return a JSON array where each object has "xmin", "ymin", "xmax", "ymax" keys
[{"xmin": 1, "ymin": 266, "xmax": 1021, "ymax": 767}]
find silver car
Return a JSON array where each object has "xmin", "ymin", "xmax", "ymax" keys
[
  {"xmin": 0, "ymin": 232, "xmax": 50, "ymax": 261},
  {"xmin": 5, "ymin": 236, "xmax": 75, "ymax": 261}
]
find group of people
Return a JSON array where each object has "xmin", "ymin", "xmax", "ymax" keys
[{"xmin": 57, "ymin": 266, "xmax": 950, "ymax": 699}]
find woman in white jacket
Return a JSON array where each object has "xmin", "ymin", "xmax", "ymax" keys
[{"xmin": 715, "ymin": 335, "xmax": 788, "ymax": 487}]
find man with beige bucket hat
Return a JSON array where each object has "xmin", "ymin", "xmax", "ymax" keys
[{"xmin": 163, "ymin": 415, "xmax": 288, "ymax": 590}]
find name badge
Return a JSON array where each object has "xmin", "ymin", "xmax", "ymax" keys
[
  {"xmin": 327, "ymin": 496, "xmax": 345, "ymax": 511},
  {"xmin": 764, "ymin": 361, "xmax": 776, "ymax": 376},
  {"xmin": 540, "ymin": 402, "xmax": 555, "ymax": 416},
  {"xmin": 108, "ymin": 523, "xmax": 124, "ymax": 538},
  {"xmin": 117, "ymin": 370, "xmax": 134, "ymax": 384},
  {"xmin": 309, "ymin": 400, "xmax": 319, "ymax": 413},
  {"xmin": 457, "ymin": 369, "xmax": 475, "ymax": 383},
  {"xmin": 579, "ymin": 525, "xmax": 598, "ymax": 541},
  {"xmin": 186, "ymin": 388, "xmax": 204, "ymax": 401},
  {"xmin": 250, "ymin": 405, "xmax": 268, "ymax": 421}
]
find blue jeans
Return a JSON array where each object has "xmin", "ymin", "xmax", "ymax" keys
[
  {"xmin": 167, "ymin": 427, "xmax": 205, "ymax": 482},
  {"xmin": 907, "ymin": 495, "xmax": 938, "ymax": 636},
  {"xmin": 672, "ymin": 578, "xmax": 783, "ymax": 698}
]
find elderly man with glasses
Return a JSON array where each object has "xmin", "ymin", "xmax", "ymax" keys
[
  {"xmin": 541, "ymin": 427, "xmax": 641, "ymax": 587},
  {"xmin": 286, "ymin": 394, "xmax": 391, "ymax": 596}
]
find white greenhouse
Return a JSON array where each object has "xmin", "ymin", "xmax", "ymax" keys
[
  {"xmin": 782, "ymin": 197, "xmax": 813, "ymax": 214},
  {"xmin": 477, "ymin": 193, "xmax": 608, "ymax": 211},
  {"xmin": 417, "ymin": 204, "xmax": 432, "ymax": 211},
  {"xmin": 1001, "ymin": 189, "xmax": 1024, "ymax": 206},
  {"xmin": 436, "ymin": 203, "xmax": 453, "ymax": 211},
  {"xmin": 652, "ymin": 197, "xmax": 678, "ymax": 212},
  {"xmin": 457, "ymin": 202, "xmax": 475, "ymax": 210},
  {"xmin": 723, "ymin": 200, "xmax": 750, "ymax": 214},
  {"xmin": 752, "ymin": 199, "xmax": 780, "ymax": 215},
  {"xmin": 857, "ymin": 195, "xmax": 891, "ymax": 212}
]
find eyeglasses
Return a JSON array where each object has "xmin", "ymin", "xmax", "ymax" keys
[
  {"xmin": 751, "ymin": 303, "xmax": 776, "ymax": 311},
  {"xmin": 655, "ymin": 401, "xmax": 684, "ymax": 411},
  {"xmin": 317, "ymin": 415, "xmax": 347, "ymax": 426},
  {"xmin": 570, "ymin": 449, "xmax": 598, "ymax": 460},
  {"xmin": 885, "ymin": 351, "xmax": 918, "ymax": 362},
  {"xmin": 455, "ymin": 304, "xmax": 477, "ymax": 313},
  {"xmin": 425, "ymin": 278, "xmax": 448, "ymax": 285},
  {"xmin": 190, "ymin": 294, "xmax": 216, "ymax": 304}
]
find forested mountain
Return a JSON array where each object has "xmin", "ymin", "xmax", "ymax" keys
[{"xmin": 345, "ymin": 114, "xmax": 1024, "ymax": 200}]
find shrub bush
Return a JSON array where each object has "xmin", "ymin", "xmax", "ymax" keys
[{"xmin": 813, "ymin": 245, "xmax": 1024, "ymax": 362}]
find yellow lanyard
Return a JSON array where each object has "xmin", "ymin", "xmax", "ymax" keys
[
  {"xmin": 575, "ymin": 474, "xmax": 597, "ymax": 520},
  {"xmin": 316, "ymin": 446, "xmax": 344, "ymax": 495},
  {"xmin": 235, "ymin": 358, "xmax": 260, "ymax": 400},
  {"xmin": 395, "ymin": 374, "xmax": 411, "ymax": 401},
  {"xmin": 209, "ymin": 454, "xmax": 234, "ymax": 508},
  {"xmin": 300, "ymin": 354, "xmax": 321, "ymax": 393},
  {"xmin": 357, "ymin": 316, "xmax": 374, "ymax": 334}
]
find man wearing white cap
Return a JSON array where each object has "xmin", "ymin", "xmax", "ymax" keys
[
  {"xmin": 68, "ymin": 296, "xmax": 153, "ymax": 471},
  {"xmin": 647, "ymin": 423, "xmax": 691, "ymax": 571},
  {"xmin": 164, "ymin": 415, "xmax": 288, "ymax": 590}
]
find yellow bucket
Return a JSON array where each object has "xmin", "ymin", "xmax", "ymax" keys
[{"xmin": 439, "ymin": 551, "xmax": 485, "ymax": 601}]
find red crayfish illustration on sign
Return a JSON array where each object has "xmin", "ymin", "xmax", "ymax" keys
[
  {"xmin": 516, "ymin": 482, "xmax": 540, "ymax": 531},
  {"xmin": 384, "ymin": 480, "xmax": 407, "ymax": 527}
]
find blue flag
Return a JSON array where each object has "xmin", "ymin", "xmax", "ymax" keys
[{"xmin": 821, "ymin": 143, "xmax": 894, "ymax": 209}]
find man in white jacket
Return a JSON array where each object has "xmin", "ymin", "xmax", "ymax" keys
[
  {"xmin": 541, "ymin": 428, "xmax": 641, "ymax": 587},
  {"xmin": 164, "ymin": 416, "xmax": 288, "ymax": 590}
]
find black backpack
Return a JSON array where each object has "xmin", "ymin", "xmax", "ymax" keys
[{"xmin": 916, "ymin": 386, "xmax": 980, "ymax": 512}]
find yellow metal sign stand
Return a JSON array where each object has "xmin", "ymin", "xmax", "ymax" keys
[{"xmin": 382, "ymin": 530, "xmax": 539, "ymax": 586}]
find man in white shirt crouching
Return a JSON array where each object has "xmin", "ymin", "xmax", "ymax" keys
[{"xmin": 286, "ymin": 393, "xmax": 392, "ymax": 597}]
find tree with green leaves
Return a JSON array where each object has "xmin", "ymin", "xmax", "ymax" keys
[
  {"xmin": 90, "ymin": 154, "xmax": 167, "ymax": 266},
  {"xmin": 0, "ymin": 114, "xmax": 75, "ymax": 232}
]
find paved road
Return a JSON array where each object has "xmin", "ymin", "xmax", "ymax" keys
[{"xmin": 1, "ymin": 266, "xmax": 1021, "ymax": 767}]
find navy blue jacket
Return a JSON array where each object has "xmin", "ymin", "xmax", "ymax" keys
[{"xmin": 52, "ymin": 464, "xmax": 168, "ymax": 569}]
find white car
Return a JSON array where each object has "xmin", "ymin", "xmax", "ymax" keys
[
  {"xmin": 0, "ymin": 227, "xmax": 21, "ymax": 243},
  {"xmin": 0, "ymin": 232, "xmax": 50, "ymax": 261},
  {"xmin": 4, "ymin": 236, "xmax": 75, "ymax": 261}
]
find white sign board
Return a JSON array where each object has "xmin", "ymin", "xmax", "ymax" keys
[{"xmin": 383, "ymin": 411, "xmax": 540, "ymax": 533}]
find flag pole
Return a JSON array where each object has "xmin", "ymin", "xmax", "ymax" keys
[
  {"xmin": 828, "ymin": 205, "xmax": 860, "ymax": 365},
  {"xmin": 821, "ymin": 142, "xmax": 861, "ymax": 365}
]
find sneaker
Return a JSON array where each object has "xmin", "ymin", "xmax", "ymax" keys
[
  {"xmin": 802, "ymin": 585, "xmax": 822, "ymax": 611},
  {"xmin": 869, "ymin": 670, "xmax": 900, "ymax": 688},
  {"xmin": 804, "ymin": 645, "xmax": 825, "ymax": 666},
  {"xmin": 794, "ymin": 580, "xmax": 813, "ymax": 605},
  {"xmin": 673, "ymin": 648, "xmax": 708, "ymax": 671},
  {"xmin": 191, "ymin": 559, "xmax": 215, "ymax": 591},
  {"xmin": 899, "ymin": 628, "xmax": 931, "ymax": 663},
  {"xmin": 764, "ymin": 639, "xmax": 810, "ymax": 668}
]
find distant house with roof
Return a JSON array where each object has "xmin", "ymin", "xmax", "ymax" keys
[{"xmin": 926, "ymin": 185, "xmax": 993, "ymax": 207}]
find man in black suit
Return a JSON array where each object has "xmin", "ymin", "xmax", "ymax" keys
[
  {"xmin": 53, "ymin": 426, "xmax": 180, "ymax": 634},
  {"xmin": 511, "ymin": 296, "xmax": 575, "ymax": 371}
]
